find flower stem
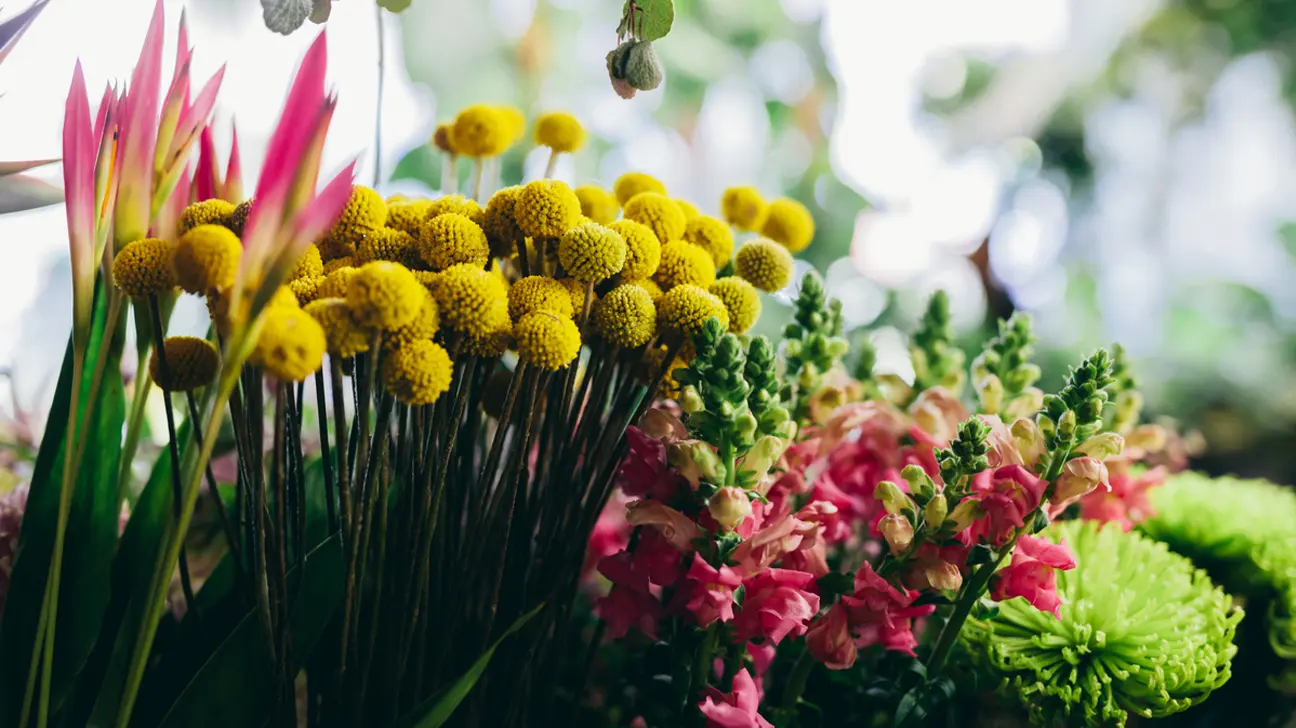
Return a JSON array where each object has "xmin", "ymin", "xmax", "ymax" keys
[
  {"xmin": 543, "ymin": 149, "xmax": 560, "ymax": 179},
  {"xmin": 781, "ymin": 648, "xmax": 816, "ymax": 713}
]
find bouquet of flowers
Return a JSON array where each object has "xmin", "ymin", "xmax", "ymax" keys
[{"xmin": 0, "ymin": 3, "xmax": 1290, "ymax": 728}]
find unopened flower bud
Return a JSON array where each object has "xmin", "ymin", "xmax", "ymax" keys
[
  {"xmin": 707, "ymin": 487, "xmax": 753, "ymax": 531},
  {"xmin": 977, "ymin": 373, "xmax": 1004, "ymax": 414},
  {"xmin": 874, "ymin": 480, "xmax": 910, "ymax": 515},
  {"xmin": 772, "ymin": 418, "xmax": 798, "ymax": 440},
  {"xmin": 901, "ymin": 465, "xmax": 935, "ymax": 502},
  {"xmin": 809, "ymin": 386, "xmax": 847, "ymax": 424},
  {"xmin": 669, "ymin": 441, "xmax": 723, "ymax": 488},
  {"xmin": 971, "ymin": 354, "xmax": 993, "ymax": 384},
  {"xmin": 1004, "ymin": 387, "xmax": 1045, "ymax": 420},
  {"xmin": 1074, "ymin": 432, "xmax": 1124, "ymax": 461},
  {"xmin": 797, "ymin": 364, "xmax": 819, "ymax": 389},
  {"xmin": 1052, "ymin": 456, "xmax": 1109, "ymax": 504},
  {"xmin": 926, "ymin": 560, "xmax": 963, "ymax": 591},
  {"xmin": 826, "ymin": 337, "xmax": 850, "ymax": 359},
  {"xmin": 939, "ymin": 368, "xmax": 966, "ymax": 394},
  {"xmin": 640, "ymin": 408, "xmax": 683, "ymax": 442},
  {"xmin": 1057, "ymin": 410, "xmax": 1077, "ymax": 440},
  {"xmin": 924, "ymin": 493, "xmax": 948, "ymax": 528},
  {"xmin": 1010, "ymin": 418, "xmax": 1046, "ymax": 468},
  {"xmin": 1005, "ymin": 363, "xmax": 1042, "ymax": 393},
  {"xmin": 876, "ymin": 373, "xmax": 913, "ymax": 406},
  {"xmin": 1125, "ymin": 424, "xmax": 1166, "ymax": 454},
  {"xmin": 1114, "ymin": 390, "xmax": 1144, "ymax": 434},
  {"xmin": 740, "ymin": 435, "xmax": 788, "ymax": 484},
  {"xmin": 735, "ymin": 410, "xmax": 758, "ymax": 442},
  {"xmin": 679, "ymin": 386, "xmax": 704, "ymax": 414},
  {"xmin": 879, "ymin": 514, "xmax": 914, "ymax": 555},
  {"xmin": 1036, "ymin": 413, "xmax": 1056, "ymax": 441},
  {"xmin": 946, "ymin": 499, "xmax": 982, "ymax": 532}
]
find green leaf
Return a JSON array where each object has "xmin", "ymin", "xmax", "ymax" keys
[
  {"xmin": 377, "ymin": 0, "xmax": 412, "ymax": 12},
  {"xmin": 394, "ymin": 604, "xmax": 545, "ymax": 728},
  {"xmin": 623, "ymin": 0, "xmax": 673, "ymax": 42},
  {"xmin": 153, "ymin": 535, "xmax": 345, "ymax": 728},
  {"xmin": 0, "ymin": 283, "xmax": 125, "ymax": 726}
]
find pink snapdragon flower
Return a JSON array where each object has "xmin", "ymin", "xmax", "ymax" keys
[
  {"xmin": 731, "ymin": 569, "xmax": 821, "ymax": 645},
  {"xmin": 625, "ymin": 500, "xmax": 702, "ymax": 552},
  {"xmin": 583, "ymin": 490, "xmax": 632, "ymax": 581},
  {"xmin": 698, "ymin": 669, "xmax": 774, "ymax": 728},
  {"xmin": 840, "ymin": 562, "xmax": 934, "ymax": 658},
  {"xmin": 1077, "ymin": 460, "xmax": 1167, "ymax": 531},
  {"xmin": 618, "ymin": 426, "xmax": 685, "ymax": 502},
  {"xmin": 967, "ymin": 465, "xmax": 1048, "ymax": 547},
  {"xmin": 990, "ymin": 534, "xmax": 1077, "ymax": 618},
  {"xmin": 678, "ymin": 554, "xmax": 743, "ymax": 627},
  {"xmin": 806, "ymin": 602, "xmax": 857, "ymax": 669},
  {"xmin": 594, "ymin": 551, "xmax": 662, "ymax": 638}
]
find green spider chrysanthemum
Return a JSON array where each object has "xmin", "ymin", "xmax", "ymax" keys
[
  {"xmin": 1142, "ymin": 472, "xmax": 1296, "ymax": 660},
  {"xmin": 962, "ymin": 520, "xmax": 1241, "ymax": 727}
]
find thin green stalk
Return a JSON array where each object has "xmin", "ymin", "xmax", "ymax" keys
[
  {"xmin": 116, "ymin": 362, "xmax": 151, "ymax": 503},
  {"xmin": 781, "ymin": 648, "xmax": 816, "ymax": 714}
]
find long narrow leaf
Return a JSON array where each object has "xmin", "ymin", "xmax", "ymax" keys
[
  {"xmin": 0, "ymin": 174, "xmax": 63, "ymax": 213},
  {"xmin": 394, "ymin": 604, "xmax": 546, "ymax": 728},
  {"xmin": 0, "ymin": 159, "xmax": 57, "ymax": 177}
]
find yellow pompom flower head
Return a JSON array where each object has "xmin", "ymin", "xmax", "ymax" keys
[
  {"xmin": 483, "ymin": 186, "xmax": 527, "ymax": 260},
  {"xmin": 387, "ymin": 198, "xmax": 433, "ymax": 236},
  {"xmin": 683, "ymin": 215, "xmax": 735, "ymax": 267},
  {"xmin": 515, "ymin": 179, "xmax": 582, "ymax": 240},
  {"xmin": 575, "ymin": 185, "xmax": 618, "ymax": 225},
  {"xmin": 674, "ymin": 198, "xmax": 700, "ymax": 221},
  {"xmin": 112, "ymin": 238, "xmax": 176, "ymax": 298},
  {"xmin": 657, "ymin": 284, "xmax": 729, "ymax": 340},
  {"xmin": 291, "ymin": 244, "xmax": 324, "ymax": 281},
  {"xmin": 760, "ymin": 196, "xmax": 815, "ymax": 252},
  {"xmin": 451, "ymin": 105, "xmax": 511, "ymax": 158},
  {"xmin": 654, "ymin": 240, "xmax": 716, "ymax": 290},
  {"xmin": 356, "ymin": 228, "xmax": 421, "ymax": 269},
  {"xmin": 623, "ymin": 191, "xmax": 685, "ymax": 245},
  {"xmin": 150, "ymin": 336, "xmax": 220, "ymax": 392},
  {"xmin": 252, "ymin": 305, "xmax": 328, "ymax": 382},
  {"xmin": 734, "ymin": 238, "xmax": 794, "ymax": 292},
  {"xmin": 514, "ymin": 311, "xmax": 582, "ymax": 371},
  {"xmin": 317, "ymin": 265, "xmax": 359, "ymax": 299},
  {"xmin": 382, "ymin": 339, "xmax": 454, "ymax": 405},
  {"xmin": 290, "ymin": 275, "xmax": 324, "ymax": 306},
  {"xmin": 173, "ymin": 224, "xmax": 242, "ymax": 295},
  {"xmin": 536, "ymin": 111, "xmax": 585, "ymax": 177},
  {"xmin": 608, "ymin": 219, "xmax": 661, "ymax": 281},
  {"xmin": 427, "ymin": 263, "xmax": 511, "ymax": 339},
  {"xmin": 613, "ymin": 172, "xmax": 666, "ymax": 205},
  {"xmin": 594, "ymin": 284, "xmax": 657, "ymax": 349},
  {"xmin": 304, "ymin": 298, "xmax": 370, "ymax": 358},
  {"xmin": 321, "ymin": 185, "xmax": 388, "ymax": 260},
  {"xmin": 558, "ymin": 221, "xmax": 627, "ymax": 284},
  {"xmin": 419, "ymin": 213, "xmax": 490, "ymax": 270},
  {"xmin": 708, "ymin": 277, "xmax": 761, "ymax": 334},
  {"xmin": 346, "ymin": 261, "xmax": 425, "ymax": 332},
  {"xmin": 721, "ymin": 185, "xmax": 768, "ymax": 232},
  {"xmin": 386, "ymin": 289, "xmax": 441, "ymax": 349},
  {"xmin": 178, "ymin": 199, "xmax": 236, "ymax": 237},
  {"xmin": 508, "ymin": 276, "xmax": 575, "ymax": 321},
  {"xmin": 425, "ymin": 194, "xmax": 484, "ymax": 225},
  {"xmin": 431, "ymin": 122, "xmax": 456, "ymax": 155}
]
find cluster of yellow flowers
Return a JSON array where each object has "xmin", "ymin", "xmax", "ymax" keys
[{"xmin": 107, "ymin": 108, "xmax": 817, "ymax": 406}]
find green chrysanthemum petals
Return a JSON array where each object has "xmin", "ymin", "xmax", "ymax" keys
[{"xmin": 963, "ymin": 520, "xmax": 1242, "ymax": 727}]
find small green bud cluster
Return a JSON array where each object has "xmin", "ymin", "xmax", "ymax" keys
[{"xmin": 910, "ymin": 290, "xmax": 966, "ymax": 397}]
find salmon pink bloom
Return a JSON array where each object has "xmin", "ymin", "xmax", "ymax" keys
[
  {"xmin": 968, "ymin": 465, "xmax": 1048, "ymax": 547},
  {"xmin": 806, "ymin": 603, "xmax": 857, "ymax": 669},
  {"xmin": 678, "ymin": 554, "xmax": 742, "ymax": 627},
  {"xmin": 840, "ymin": 562, "xmax": 934, "ymax": 657},
  {"xmin": 732, "ymin": 569, "xmax": 820, "ymax": 645},
  {"xmin": 594, "ymin": 551, "xmax": 662, "ymax": 638},
  {"xmin": 698, "ymin": 669, "xmax": 773, "ymax": 728},
  {"xmin": 990, "ymin": 534, "xmax": 1077, "ymax": 618},
  {"xmin": 625, "ymin": 500, "xmax": 702, "ymax": 552},
  {"xmin": 617, "ymin": 426, "xmax": 684, "ymax": 501},
  {"xmin": 1078, "ymin": 461, "xmax": 1167, "ymax": 530}
]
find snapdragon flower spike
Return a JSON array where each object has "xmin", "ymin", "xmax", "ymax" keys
[
  {"xmin": 112, "ymin": 0, "xmax": 165, "ymax": 245},
  {"xmin": 63, "ymin": 62, "xmax": 97, "ymax": 339}
]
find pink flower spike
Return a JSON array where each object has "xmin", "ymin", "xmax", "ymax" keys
[
  {"xmin": 113, "ymin": 0, "xmax": 165, "ymax": 244},
  {"xmin": 195, "ymin": 126, "xmax": 219, "ymax": 202},
  {"xmin": 168, "ymin": 66, "xmax": 225, "ymax": 166},
  {"xmin": 63, "ymin": 61, "xmax": 95, "ymax": 336},
  {"xmin": 287, "ymin": 161, "xmax": 355, "ymax": 253},
  {"xmin": 224, "ymin": 122, "xmax": 243, "ymax": 203},
  {"xmin": 254, "ymin": 30, "xmax": 329, "ymax": 211}
]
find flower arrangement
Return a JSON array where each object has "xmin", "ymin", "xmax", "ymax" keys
[{"xmin": 0, "ymin": 3, "xmax": 1290, "ymax": 728}]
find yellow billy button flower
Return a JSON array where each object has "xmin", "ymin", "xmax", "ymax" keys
[
  {"xmin": 708, "ymin": 277, "xmax": 761, "ymax": 334},
  {"xmin": 431, "ymin": 123, "xmax": 456, "ymax": 155},
  {"xmin": 721, "ymin": 185, "xmax": 768, "ymax": 232},
  {"xmin": 291, "ymin": 244, "xmax": 325, "ymax": 281},
  {"xmin": 382, "ymin": 339, "xmax": 454, "ymax": 405},
  {"xmin": 613, "ymin": 172, "xmax": 666, "ymax": 206},
  {"xmin": 321, "ymin": 186, "xmax": 388, "ymax": 260},
  {"xmin": 317, "ymin": 265, "xmax": 359, "ymax": 299},
  {"xmin": 112, "ymin": 238, "xmax": 176, "ymax": 298},
  {"xmin": 386, "ymin": 289, "xmax": 441, "ymax": 348},
  {"xmin": 451, "ymin": 104, "xmax": 511, "ymax": 158},
  {"xmin": 655, "ymin": 240, "xmax": 717, "ymax": 290},
  {"xmin": 683, "ymin": 215, "xmax": 735, "ymax": 267},
  {"xmin": 426, "ymin": 194, "xmax": 485, "ymax": 225},
  {"xmin": 419, "ymin": 213, "xmax": 490, "ymax": 270},
  {"xmin": 760, "ymin": 197, "xmax": 815, "ymax": 252},
  {"xmin": 514, "ymin": 311, "xmax": 582, "ymax": 371},
  {"xmin": 357, "ymin": 228, "xmax": 420, "ymax": 269},
  {"xmin": 386, "ymin": 198, "xmax": 432, "ymax": 235},
  {"xmin": 516, "ymin": 179, "xmax": 582, "ymax": 239},
  {"xmin": 323, "ymin": 256, "xmax": 354, "ymax": 275},
  {"xmin": 304, "ymin": 298, "xmax": 371, "ymax": 358},
  {"xmin": 674, "ymin": 199, "xmax": 701, "ymax": 221},
  {"xmin": 558, "ymin": 221, "xmax": 627, "ymax": 283},
  {"xmin": 508, "ymin": 275, "xmax": 575, "ymax": 321},
  {"xmin": 178, "ymin": 199, "xmax": 236, "ymax": 237},
  {"xmin": 535, "ymin": 112, "xmax": 586, "ymax": 154},
  {"xmin": 608, "ymin": 219, "xmax": 661, "ymax": 281},
  {"xmin": 557, "ymin": 277, "xmax": 594, "ymax": 319},
  {"xmin": 253, "ymin": 306, "xmax": 328, "ymax": 382},
  {"xmin": 173, "ymin": 224, "xmax": 242, "ymax": 294},
  {"xmin": 657, "ymin": 284, "xmax": 729, "ymax": 339},
  {"xmin": 593, "ymin": 284, "xmax": 657, "ymax": 348},
  {"xmin": 483, "ymin": 186, "xmax": 527, "ymax": 259},
  {"xmin": 497, "ymin": 106, "xmax": 527, "ymax": 145},
  {"xmin": 463, "ymin": 316, "xmax": 514, "ymax": 358},
  {"xmin": 427, "ymin": 263, "xmax": 511, "ymax": 338},
  {"xmin": 734, "ymin": 238, "xmax": 794, "ymax": 292},
  {"xmin": 290, "ymin": 275, "xmax": 325, "ymax": 305},
  {"xmin": 576, "ymin": 185, "xmax": 619, "ymax": 225},
  {"xmin": 627, "ymin": 277, "xmax": 664, "ymax": 303},
  {"xmin": 623, "ymin": 192, "xmax": 685, "ymax": 245},
  {"xmin": 226, "ymin": 199, "xmax": 253, "ymax": 237},
  {"xmin": 346, "ymin": 261, "xmax": 425, "ymax": 331},
  {"xmin": 149, "ymin": 336, "xmax": 220, "ymax": 392}
]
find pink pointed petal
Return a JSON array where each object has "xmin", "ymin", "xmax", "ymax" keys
[
  {"xmin": 151, "ymin": 165, "xmax": 190, "ymax": 241},
  {"xmin": 224, "ymin": 121, "xmax": 243, "ymax": 203},
  {"xmin": 289, "ymin": 161, "xmax": 355, "ymax": 250},
  {"xmin": 167, "ymin": 65, "xmax": 224, "ymax": 165},
  {"xmin": 0, "ymin": 0, "xmax": 50, "ymax": 65},
  {"xmin": 195, "ymin": 125, "xmax": 218, "ymax": 201},
  {"xmin": 254, "ymin": 30, "xmax": 327, "ymax": 210},
  {"xmin": 93, "ymin": 83, "xmax": 115, "ymax": 147},
  {"xmin": 63, "ymin": 62, "xmax": 95, "ymax": 311},
  {"xmin": 112, "ymin": 0, "xmax": 165, "ymax": 243},
  {"xmin": 0, "ymin": 158, "xmax": 58, "ymax": 176},
  {"xmin": 154, "ymin": 58, "xmax": 192, "ymax": 175},
  {"xmin": 172, "ymin": 9, "xmax": 191, "ymax": 86}
]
